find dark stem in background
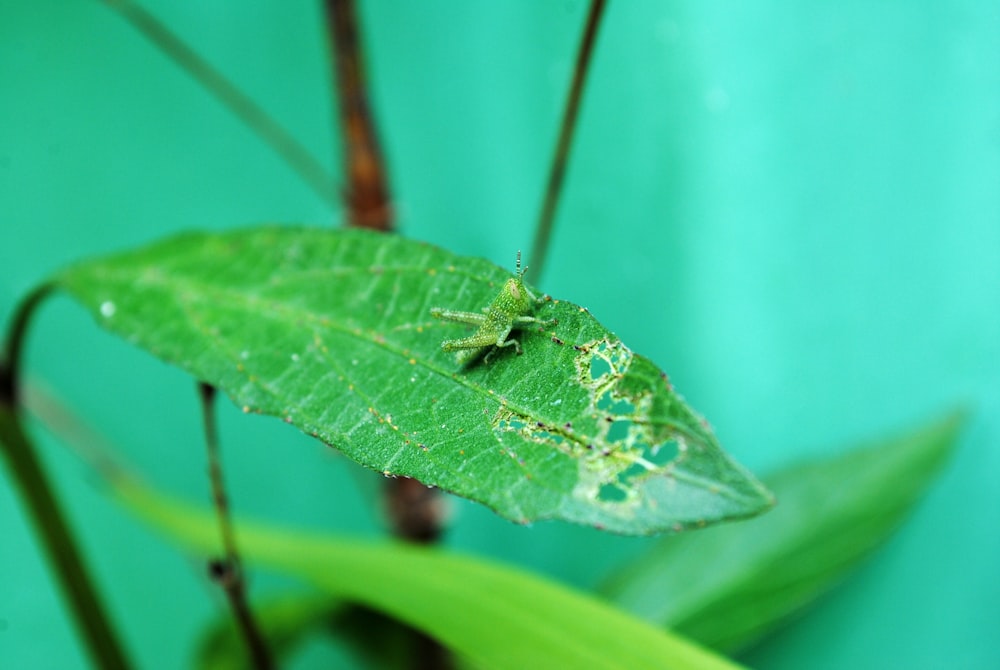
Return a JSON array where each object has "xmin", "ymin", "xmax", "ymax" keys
[
  {"xmin": 526, "ymin": 0, "xmax": 608, "ymax": 286},
  {"xmin": 323, "ymin": 3, "xmax": 448, "ymax": 667},
  {"xmin": 385, "ymin": 478, "xmax": 446, "ymax": 543},
  {"xmin": 324, "ymin": 0, "xmax": 394, "ymax": 230},
  {"xmin": 101, "ymin": 0, "xmax": 340, "ymax": 208},
  {"xmin": 323, "ymin": 0, "xmax": 447, "ymax": 544},
  {"xmin": 0, "ymin": 285, "xmax": 133, "ymax": 670},
  {"xmin": 197, "ymin": 383, "xmax": 273, "ymax": 670}
]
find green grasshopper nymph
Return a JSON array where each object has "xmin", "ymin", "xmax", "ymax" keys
[{"xmin": 430, "ymin": 252, "xmax": 556, "ymax": 365}]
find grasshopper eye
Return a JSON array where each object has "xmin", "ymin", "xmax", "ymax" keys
[{"xmin": 509, "ymin": 281, "xmax": 521, "ymax": 301}]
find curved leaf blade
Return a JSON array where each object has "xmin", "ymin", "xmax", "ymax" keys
[
  {"xmin": 116, "ymin": 477, "xmax": 743, "ymax": 670},
  {"xmin": 54, "ymin": 226, "xmax": 772, "ymax": 534},
  {"xmin": 599, "ymin": 411, "xmax": 965, "ymax": 652}
]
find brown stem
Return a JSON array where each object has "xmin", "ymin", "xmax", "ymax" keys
[
  {"xmin": 324, "ymin": 0, "xmax": 394, "ymax": 231},
  {"xmin": 324, "ymin": 0, "xmax": 447, "ymax": 540},
  {"xmin": 323, "ymin": 12, "xmax": 450, "ymax": 670},
  {"xmin": 1, "ymin": 285, "xmax": 132, "ymax": 669},
  {"xmin": 323, "ymin": 0, "xmax": 446, "ymax": 545},
  {"xmin": 526, "ymin": 0, "xmax": 608, "ymax": 286},
  {"xmin": 1, "ymin": 284, "xmax": 54, "ymax": 405},
  {"xmin": 198, "ymin": 382, "xmax": 273, "ymax": 670},
  {"xmin": 0, "ymin": 409, "xmax": 133, "ymax": 670},
  {"xmin": 385, "ymin": 477, "xmax": 446, "ymax": 544}
]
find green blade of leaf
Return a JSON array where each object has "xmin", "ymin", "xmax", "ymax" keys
[
  {"xmin": 114, "ymin": 476, "xmax": 742, "ymax": 670},
  {"xmin": 599, "ymin": 411, "xmax": 965, "ymax": 653},
  {"xmin": 54, "ymin": 226, "xmax": 772, "ymax": 534}
]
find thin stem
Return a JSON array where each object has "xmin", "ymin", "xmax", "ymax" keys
[
  {"xmin": 526, "ymin": 0, "xmax": 608, "ymax": 286},
  {"xmin": 101, "ymin": 0, "xmax": 340, "ymax": 209},
  {"xmin": 198, "ymin": 382, "xmax": 273, "ymax": 670},
  {"xmin": 1, "ymin": 283, "xmax": 54, "ymax": 405},
  {"xmin": 0, "ymin": 286, "xmax": 132, "ymax": 670},
  {"xmin": 323, "ymin": 0, "xmax": 394, "ymax": 230}
]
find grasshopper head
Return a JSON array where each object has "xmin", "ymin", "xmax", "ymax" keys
[
  {"xmin": 505, "ymin": 276, "xmax": 532, "ymax": 311},
  {"xmin": 507, "ymin": 250, "xmax": 537, "ymax": 310}
]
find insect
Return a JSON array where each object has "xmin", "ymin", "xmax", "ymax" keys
[{"xmin": 430, "ymin": 251, "xmax": 556, "ymax": 364}]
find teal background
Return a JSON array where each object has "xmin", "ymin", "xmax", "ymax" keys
[{"xmin": 2, "ymin": 1, "xmax": 998, "ymax": 668}]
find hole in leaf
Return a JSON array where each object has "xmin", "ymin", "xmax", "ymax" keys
[
  {"xmin": 595, "ymin": 391, "xmax": 634, "ymax": 414},
  {"xmin": 606, "ymin": 420, "xmax": 629, "ymax": 443},
  {"xmin": 609, "ymin": 439, "xmax": 682, "ymax": 489},
  {"xmin": 598, "ymin": 483, "xmax": 628, "ymax": 502},
  {"xmin": 618, "ymin": 461, "xmax": 651, "ymax": 483},
  {"xmin": 648, "ymin": 440, "xmax": 680, "ymax": 466},
  {"xmin": 534, "ymin": 427, "xmax": 566, "ymax": 446},
  {"xmin": 589, "ymin": 355, "xmax": 611, "ymax": 379}
]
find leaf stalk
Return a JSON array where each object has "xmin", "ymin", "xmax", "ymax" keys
[{"xmin": 0, "ymin": 285, "xmax": 132, "ymax": 670}]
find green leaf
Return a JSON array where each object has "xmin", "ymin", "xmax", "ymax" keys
[
  {"xmin": 115, "ymin": 476, "xmax": 743, "ymax": 670},
  {"xmin": 54, "ymin": 226, "xmax": 772, "ymax": 534},
  {"xmin": 599, "ymin": 411, "xmax": 965, "ymax": 653}
]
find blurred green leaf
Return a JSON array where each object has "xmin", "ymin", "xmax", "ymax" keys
[
  {"xmin": 54, "ymin": 226, "xmax": 771, "ymax": 534},
  {"xmin": 599, "ymin": 411, "xmax": 965, "ymax": 653},
  {"xmin": 114, "ymin": 475, "xmax": 742, "ymax": 670}
]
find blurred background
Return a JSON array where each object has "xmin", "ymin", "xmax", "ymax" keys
[{"xmin": 1, "ymin": 1, "xmax": 997, "ymax": 668}]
